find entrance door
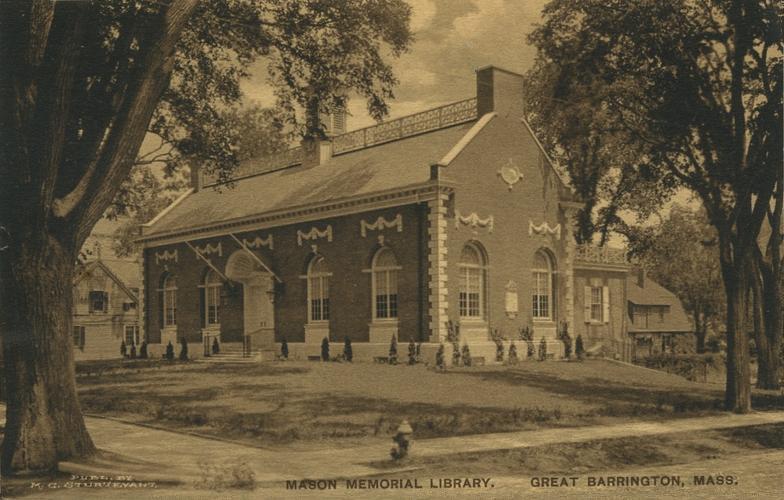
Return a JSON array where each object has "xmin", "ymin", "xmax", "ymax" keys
[
  {"xmin": 226, "ymin": 250, "xmax": 276, "ymax": 348},
  {"xmin": 243, "ymin": 274, "xmax": 275, "ymax": 348}
]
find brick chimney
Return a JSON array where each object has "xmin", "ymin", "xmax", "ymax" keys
[
  {"xmin": 476, "ymin": 65, "xmax": 525, "ymax": 118},
  {"xmin": 189, "ymin": 164, "xmax": 202, "ymax": 192},
  {"xmin": 301, "ymin": 93, "xmax": 346, "ymax": 168},
  {"xmin": 637, "ymin": 268, "xmax": 646, "ymax": 288}
]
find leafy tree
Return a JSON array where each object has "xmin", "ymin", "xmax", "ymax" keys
[
  {"xmin": 407, "ymin": 338, "xmax": 416, "ymax": 365},
  {"xmin": 529, "ymin": 0, "xmax": 782, "ymax": 411},
  {"xmin": 524, "ymin": 63, "xmax": 673, "ymax": 244},
  {"xmin": 165, "ymin": 341, "xmax": 175, "ymax": 361},
  {"xmin": 120, "ymin": 340, "xmax": 127, "ymax": 358},
  {"xmin": 0, "ymin": 0, "xmax": 411, "ymax": 473},
  {"xmin": 628, "ymin": 205, "xmax": 726, "ymax": 353}
]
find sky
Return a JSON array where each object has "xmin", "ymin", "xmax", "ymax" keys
[{"xmin": 240, "ymin": 0, "xmax": 549, "ymax": 130}]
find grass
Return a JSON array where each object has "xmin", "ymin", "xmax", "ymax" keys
[{"xmin": 76, "ymin": 359, "xmax": 784, "ymax": 450}]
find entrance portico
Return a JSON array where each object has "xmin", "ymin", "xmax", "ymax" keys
[{"xmin": 225, "ymin": 250, "xmax": 276, "ymax": 349}]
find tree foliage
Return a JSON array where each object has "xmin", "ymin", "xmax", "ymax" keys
[
  {"xmin": 627, "ymin": 205, "xmax": 726, "ymax": 352},
  {"xmin": 529, "ymin": 0, "xmax": 782, "ymax": 411},
  {"xmin": 0, "ymin": 0, "xmax": 412, "ymax": 473}
]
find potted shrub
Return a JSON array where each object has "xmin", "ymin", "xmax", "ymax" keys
[
  {"xmin": 508, "ymin": 341, "xmax": 519, "ymax": 365},
  {"xmin": 495, "ymin": 337, "xmax": 504, "ymax": 363},
  {"xmin": 388, "ymin": 335, "xmax": 398, "ymax": 365},
  {"xmin": 435, "ymin": 344, "xmax": 446, "ymax": 371},
  {"xmin": 212, "ymin": 337, "xmax": 220, "ymax": 355},
  {"xmin": 451, "ymin": 341, "xmax": 461, "ymax": 367},
  {"xmin": 344, "ymin": 336, "xmax": 353, "ymax": 362},
  {"xmin": 576, "ymin": 334, "xmax": 585, "ymax": 360},
  {"xmin": 179, "ymin": 337, "xmax": 189, "ymax": 361},
  {"xmin": 321, "ymin": 337, "xmax": 330, "ymax": 361},
  {"xmin": 407, "ymin": 338, "xmax": 416, "ymax": 365},
  {"xmin": 461, "ymin": 343, "xmax": 472, "ymax": 367},
  {"xmin": 139, "ymin": 340, "xmax": 148, "ymax": 359},
  {"xmin": 281, "ymin": 337, "xmax": 289, "ymax": 360},
  {"xmin": 165, "ymin": 341, "xmax": 174, "ymax": 361},
  {"xmin": 538, "ymin": 337, "xmax": 547, "ymax": 361},
  {"xmin": 120, "ymin": 340, "xmax": 127, "ymax": 358},
  {"xmin": 129, "ymin": 342, "xmax": 137, "ymax": 359}
]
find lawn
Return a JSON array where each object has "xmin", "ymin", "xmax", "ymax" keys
[{"xmin": 76, "ymin": 359, "xmax": 783, "ymax": 450}]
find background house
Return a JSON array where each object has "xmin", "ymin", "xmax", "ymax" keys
[
  {"xmin": 627, "ymin": 270, "xmax": 695, "ymax": 358},
  {"xmin": 73, "ymin": 218, "xmax": 141, "ymax": 360}
]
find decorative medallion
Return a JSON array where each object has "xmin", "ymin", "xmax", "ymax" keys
[{"xmin": 497, "ymin": 159, "xmax": 524, "ymax": 190}]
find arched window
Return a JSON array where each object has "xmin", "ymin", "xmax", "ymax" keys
[
  {"xmin": 532, "ymin": 250, "xmax": 554, "ymax": 320},
  {"xmin": 202, "ymin": 269, "xmax": 222, "ymax": 327},
  {"xmin": 162, "ymin": 274, "xmax": 177, "ymax": 327},
  {"xmin": 372, "ymin": 248, "xmax": 399, "ymax": 320},
  {"xmin": 307, "ymin": 255, "xmax": 330, "ymax": 322},
  {"xmin": 459, "ymin": 243, "xmax": 486, "ymax": 319}
]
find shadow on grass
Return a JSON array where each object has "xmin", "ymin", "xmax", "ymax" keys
[{"xmin": 459, "ymin": 367, "xmax": 783, "ymax": 415}]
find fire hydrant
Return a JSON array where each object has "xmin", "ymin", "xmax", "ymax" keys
[{"xmin": 390, "ymin": 419, "xmax": 413, "ymax": 460}]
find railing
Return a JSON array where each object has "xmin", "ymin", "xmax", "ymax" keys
[
  {"xmin": 332, "ymin": 98, "xmax": 478, "ymax": 155},
  {"xmin": 574, "ymin": 244, "xmax": 628, "ymax": 265},
  {"xmin": 202, "ymin": 146, "xmax": 303, "ymax": 187}
]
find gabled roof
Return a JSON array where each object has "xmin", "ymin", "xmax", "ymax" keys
[
  {"xmin": 626, "ymin": 276, "xmax": 693, "ymax": 333},
  {"xmin": 142, "ymin": 120, "xmax": 476, "ymax": 238},
  {"xmin": 74, "ymin": 260, "xmax": 139, "ymax": 304}
]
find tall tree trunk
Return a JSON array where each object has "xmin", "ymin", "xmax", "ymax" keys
[
  {"xmin": 748, "ymin": 257, "xmax": 776, "ymax": 388},
  {"xmin": 722, "ymin": 258, "xmax": 752, "ymax": 412},
  {"xmin": 0, "ymin": 232, "xmax": 95, "ymax": 472},
  {"xmin": 693, "ymin": 307, "xmax": 706, "ymax": 353},
  {"xmin": 757, "ymin": 255, "xmax": 782, "ymax": 389}
]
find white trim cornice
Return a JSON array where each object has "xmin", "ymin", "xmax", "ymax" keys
[
  {"xmin": 139, "ymin": 181, "xmax": 454, "ymax": 248},
  {"xmin": 436, "ymin": 112, "xmax": 496, "ymax": 166},
  {"xmin": 142, "ymin": 188, "xmax": 193, "ymax": 228}
]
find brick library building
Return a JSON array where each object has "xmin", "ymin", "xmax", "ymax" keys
[{"xmin": 137, "ymin": 66, "xmax": 693, "ymax": 362}]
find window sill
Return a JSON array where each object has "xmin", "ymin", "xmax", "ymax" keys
[
  {"xmin": 459, "ymin": 318, "xmax": 487, "ymax": 326},
  {"xmin": 369, "ymin": 319, "xmax": 399, "ymax": 325}
]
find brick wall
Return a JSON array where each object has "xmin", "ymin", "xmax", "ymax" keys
[
  {"xmin": 440, "ymin": 114, "xmax": 572, "ymax": 341},
  {"xmin": 144, "ymin": 204, "xmax": 427, "ymax": 344}
]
